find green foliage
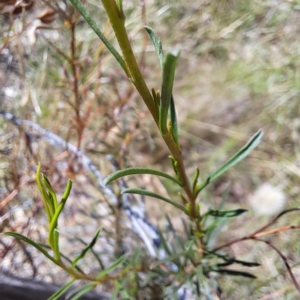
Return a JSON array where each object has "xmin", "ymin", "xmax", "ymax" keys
[
  {"xmin": 103, "ymin": 167, "xmax": 182, "ymax": 186},
  {"xmin": 160, "ymin": 50, "xmax": 180, "ymax": 134},
  {"xmin": 3, "ymin": 0, "xmax": 300, "ymax": 298},
  {"xmin": 196, "ymin": 130, "xmax": 263, "ymax": 195},
  {"xmin": 48, "ymin": 279, "xmax": 76, "ymax": 300},
  {"xmin": 122, "ymin": 188, "xmax": 188, "ymax": 213}
]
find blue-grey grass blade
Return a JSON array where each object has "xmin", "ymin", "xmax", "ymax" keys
[
  {"xmin": 48, "ymin": 279, "xmax": 76, "ymax": 300},
  {"xmin": 197, "ymin": 130, "xmax": 263, "ymax": 193},
  {"xmin": 96, "ymin": 254, "xmax": 127, "ymax": 279},
  {"xmin": 72, "ymin": 228, "xmax": 101, "ymax": 269},
  {"xmin": 169, "ymin": 95, "xmax": 179, "ymax": 144},
  {"xmin": 160, "ymin": 49, "xmax": 180, "ymax": 134},
  {"xmin": 4, "ymin": 232, "xmax": 57, "ymax": 264},
  {"xmin": 66, "ymin": 283, "xmax": 96, "ymax": 300},
  {"xmin": 103, "ymin": 167, "xmax": 182, "ymax": 186},
  {"xmin": 204, "ymin": 209, "xmax": 247, "ymax": 218},
  {"xmin": 144, "ymin": 26, "xmax": 164, "ymax": 68},
  {"xmin": 69, "ymin": 0, "xmax": 127, "ymax": 75},
  {"xmin": 122, "ymin": 188, "xmax": 188, "ymax": 214}
]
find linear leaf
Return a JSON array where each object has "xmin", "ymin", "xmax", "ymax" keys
[
  {"xmin": 49, "ymin": 180, "xmax": 72, "ymax": 248},
  {"xmin": 48, "ymin": 279, "xmax": 76, "ymax": 300},
  {"xmin": 53, "ymin": 229, "xmax": 61, "ymax": 261},
  {"xmin": 198, "ymin": 130, "xmax": 263, "ymax": 192},
  {"xmin": 96, "ymin": 254, "xmax": 127, "ymax": 279},
  {"xmin": 76, "ymin": 238, "xmax": 105, "ymax": 270},
  {"xmin": 42, "ymin": 175, "xmax": 58, "ymax": 210},
  {"xmin": 144, "ymin": 26, "xmax": 164, "ymax": 68},
  {"xmin": 160, "ymin": 49, "xmax": 180, "ymax": 134},
  {"xmin": 66, "ymin": 283, "xmax": 95, "ymax": 300},
  {"xmin": 4, "ymin": 232, "xmax": 57, "ymax": 264},
  {"xmin": 112, "ymin": 281, "xmax": 122, "ymax": 300},
  {"xmin": 192, "ymin": 167, "xmax": 200, "ymax": 195},
  {"xmin": 103, "ymin": 167, "xmax": 181, "ymax": 186},
  {"xmin": 121, "ymin": 188, "xmax": 188, "ymax": 214},
  {"xmin": 72, "ymin": 228, "xmax": 101, "ymax": 269},
  {"xmin": 39, "ymin": 243, "xmax": 85, "ymax": 274},
  {"xmin": 36, "ymin": 163, "xmax": 51, "ymax": 220},
  {"xmin": 116, "ymin": 0, "xmax": 124, "ymax": 18},
  {"xmin": 169, "ymin": 95, "xmax": 179, "ymax": 144},
  {"xmin": 69, "ymin": 0, "xmax": 127, "ymax": 74},
  {"xmin": 205, "ymin": 209, "xmax": 247, "ymax": 218},
  {"xmin": 143, "ymin": 29, "xmax": 180, "ymax": 143}
]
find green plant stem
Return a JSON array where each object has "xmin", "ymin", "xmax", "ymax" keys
[
  {"xmin": 57, "ymin": 260, "xmax": 93, "ymax": 281},
  {"xmin": 58, "ymin": 259, "xmax": 144, "ymax": 285},
  {"xmin": 163, "ymin": 133, "xmax": 204, "ymax": 244},
  {"xmin": 101, "ymin": 0, "xmax": 158, "ymax": 123},
  {"xmin": 100, "ymin": 0, "xmax": 203, "ymax": 248}
]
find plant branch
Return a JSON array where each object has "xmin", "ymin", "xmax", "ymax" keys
[{"xmin": 101, "ymin": 0, "xmax": 158, "ymax": 123}]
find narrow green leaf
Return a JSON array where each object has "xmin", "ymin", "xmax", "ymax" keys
[
  {"xmin": 96, "ymin": 254, "xmax": 127, "ymax": 279},
  {"xmin": 151, "ymin": 88, "xmax": 160, "ymax": 109},
  {"xmin": 144, "ymin": 29, "xmax": 180, "ymax": 143},
  {"xmin": 157, "ymin": 226, "xmax": 182, "ymax": 268},
  {"xmin": 4, "ymin": 232, "xmax": 57, "ymax": 264},
  {"xmin": 198, "ymin": 130, "xmax": 263, "ymax": 192},
  {"xmin": 66, "ymin": 283, "xmax": 96, "ymax": 300},
  {"xmin": 144, "ymin": 26, "xmax": 164, "ymax": 68},
  {"xmin": 48, "ymin": 279, "xmax": 76, "ymax": 300},
  {"xmin": 122, "ymin": 188, "xmax": 188, "ymax": 214},
  {"xmin": 69, "ymin": 0, "xmax": 127, "ymax": 74},
  {"xmin": 53, "ymin": 229, "xmax": 61, "ymax": 261},
  {"xmin": 204, "ymin": 209, "xmax": 247, "ymax": 218},
  {"xmin": 166, "ymin": 214, "xmax": 175, "ymax": 233},
  {"xmin": 39, "ymin": 243, "xmax": 85, "ymax": 274},
  {"xmin": 49, "ymin": 180, "xmax": 72, "ymax": 249},
  {"xmin": 116, "ymin": 0, "xmax": 124, "ymax": 18},
  {"xmin": 179, "ymin": 192, "xmax": 188, "ymax": 204},
  {"xmin": 76, "ymin": 237, "xmax": 105, "ymax": 270},
  {"xmin": 169, "ymin": 95, "xmax": 179, "ymax": 144},
  {"xmin": 160, "ymin": 49, "xmax": 180, "ymax": 134},
  {"xmin": 129, "ymin": 247, "xmax": 141, "ymax": 265},
  {"xmin": 151, "ymin": 250, "xmax": 187, "ymax": 268},
  {"xmin": 192, "ymin": 167, "xmax": 200, "ymax": 195},
  {"xmin": 72, "ymin": 228, "xmax": 101, "ymax": 269},
  {"xmin": 36, "ymin": 163, "xmax": 52, "ymax": 220},
  {"xmin": 169, "ymin": 156, "xmax": 181, "ymax": 180},
  {"xmin": 112, "ymin": 281, "xmax": 122, "ymax": 300},
  {"xmin": 103, "ymin": 167, "xmax": 182, "ymax": 186},
  {"xmin": 157, "ymin": 227, "xmax": 172, "ymax": 256},
  {"xmin": 204, "ymin": 185, "xmax": 232, "ymax": 247},
  {"xmin": 42, "ymin": 175, "xmax": 58, "ymax": 210}
]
